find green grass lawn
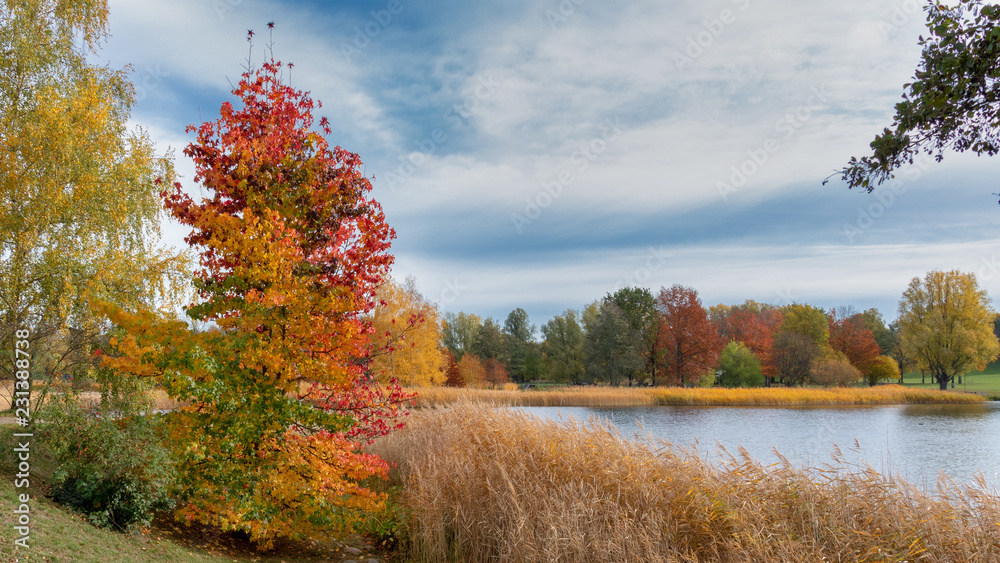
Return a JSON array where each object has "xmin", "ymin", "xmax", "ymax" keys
[{"xmin": 900, "ymin": 362, "xmax": 1000, "ymax": 397}]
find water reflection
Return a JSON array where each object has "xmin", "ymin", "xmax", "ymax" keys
[{"xmin": 515, "ymin": 403, "xmax": 1000, "ymax": 492}]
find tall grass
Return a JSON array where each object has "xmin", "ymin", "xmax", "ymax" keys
[
  {"xmin": 411, "ymin": 384, "xmax": 985, "ymax": 408},
  {"xmin": 371, "ymin": 401, "xmax": 1000, "ymax": 562}
]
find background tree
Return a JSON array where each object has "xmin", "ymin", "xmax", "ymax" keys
[
  {"xmin": 585, "ymin": 302, "xmax": 643, "ymax": 386},
  {"xmin": 717, "ymin": 341, "xmax": 764, "ymax": 388},
  {"xmin": 503, "ymin": 308, "xmax": 535, "ymax": 383},
  {"xmin": 608, "ymin": 287, "xmax": 660, "ymax": 384},
  {"xmin": 828, "ymin": 309, "xmax": 881, "ymax": 374},
  {"xmin": 474, "ymin": 317, "xmax": 509, "ymax": 368},
  {"xmin": 0, "ymin": 0, "xmax": 190, "ymax": 407},
  {"xmin": 810, "ymin": 357, "xmax": 861, "ymax": 387},
  {"xmin": 898, "ymin": 270, "xmax": 1000, "ymax": 390},
  {"xmin": 864, "ymin": 355, "xmax": 901, "ymax": 386},
  {"xmin": 101, "ymin": 43, "xmax": 406, "ymax": 548},
  {"xmin": 440, "ymin": 311, "xmax": 481, "ymax": 362},
  {"xmin": 541, "ymin": 309, "xmax": 587, "ymax": 384},
  {"xmin": 833, "ymin": 0, "xmax": 1000, "ymax": 191},
  {"xmin": 780, "ymin": 304, "xmax": 830, "ymax": 348},
  {"xmin": 442, "ymin": 350, "xmax": 465, "ymax": 387},
  {"xmin": 714, "ymin": 300, "xmax": 783, "ymax": 385},
  {"xmin": 457, "ymin": 353, "xmax": 486, "ymax": 388},
  {"xmin": 656, "ymin": 285, "xmax": 722, "ymax": 386},
  {"xmin": 771, "ymin": 331, "xmax": 821, "ymax": 386},
  {"xmin": 859, "ymin": 308, "xmax": 895, "ymax": 355},
  {"xmin": 369, "ymin": 277, "xmax": 444, "ymax": 387},
  {"xmin": 483, "ymin": 357, "xmax": 510, "ymax": 388}
]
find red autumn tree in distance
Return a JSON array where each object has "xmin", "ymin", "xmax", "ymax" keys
[{"xmin": 657, "ymin": 284, "xmax": 723, "ymax": 386}]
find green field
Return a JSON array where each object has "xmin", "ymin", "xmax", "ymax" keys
[{"xmin": 900, "ymin": 363, "xmax": 1000, "ymax": 397}]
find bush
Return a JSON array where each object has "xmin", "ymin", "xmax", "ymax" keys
[
  {"xmin": 717, "ymin": 342, "xmax": 764, "ymax": 388},
  {"xmin": 38, "ymin": 371, "xmax": 175, "ymax": 532},
  {"xmin": 697, "ymin": 371, "xmax": 716, "ymax": 388},
  {"xmin": 864, "ymin": 356, "xmax": 901, "ymax": 386},
  {"xmin": 810, "ymin": 358, "xmax": 860, "ymax": 387}
]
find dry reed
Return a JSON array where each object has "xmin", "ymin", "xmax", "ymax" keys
[
  {"xmin": 370, "ymin": 401, "xmax": 1000, "ymax": 562},
  {"xmin": 411, "ymin": 384, "xmax": 985, "ymax": 408}
]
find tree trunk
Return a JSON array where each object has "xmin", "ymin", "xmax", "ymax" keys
[{"xmin": 937, "ymin": 373, "xmax": 949, "ymax": 391}]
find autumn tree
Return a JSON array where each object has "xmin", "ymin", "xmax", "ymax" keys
[
  {"xmin": 656, "ymin": 285, "xmax": 723, "ymax": 387},
  {"xmin": 864, "ymin": 355, "xmax": 901, "ymax": 387},
  {"xmin": 714, "ymin": 300, "xmax": 783, "ymax": 385},
  {"xmin": 810, "ymin": 357, "xmax": 861, "ymax": 387},
  {"xmin": 780, "ymin": 304, "xmax": 830, "ymax": 348},
  {"xmin": 442, "ymin": 350, "xmax": 465, "ymax": 387},
  {"xmin": 99, "ymin": 36, "xmax": 408, "ymax": 548},
  {"xmin": 441, "ymin": 311, "xmax": 482, "ymax": 362},
  {"xmin": 828, "ymin": 309, "xmax": 881, "ymax": 374},
  {"xmin": 834, "ymin": 0, "xmax": 1000, "ymax": 191},
  {"xmin": 0, "ymin": 0, "xmax": 189, "ymax": 406},
  {"xmin": 457, "ymin": 353, "xmax": 486, "ymax": 388},
  {"xmin": 859, "ymin": 308, "xmax": 895, "ymax": 355},
  {"xmin": 541, "ymin": 309, "xmax": 587, "ymax": 384},
  {"xmin": 483, "ymin": 357, "xmax": 510, "ymax": 388},
  {"xmin": 898, "ymin": 270, "xmax": 1000, "ymax": 390},
  {"xmin": 369, "ymin": 277, "xmax": 444, "ymax": 387},
  {"xmin": 771, "ymin": 331, "xmax": 821, "ymax": 386}
]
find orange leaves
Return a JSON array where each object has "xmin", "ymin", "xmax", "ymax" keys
[{"xmin": 107, "ymin": 39, "xmax": 407, "ymax": 549}]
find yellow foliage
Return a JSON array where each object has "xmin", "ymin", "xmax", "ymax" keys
[
  {"xmin": 369, "ymin": 278, "xmax": 445, "ymax": 386},
  {"xmin": 899, "ymin": 270, "xmax": 1000, "ymax": 385}
]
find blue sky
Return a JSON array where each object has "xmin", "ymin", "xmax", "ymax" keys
[{"xmin": 102, "ymin": 0, "xmax": 1000, "ymax": 328}]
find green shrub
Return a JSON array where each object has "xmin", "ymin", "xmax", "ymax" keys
[
  {"xmin": 717, "ymin": 342, "xmax": 764, "ymax": 388},
  {"xmin": 38, "ymin": 371, "xmax": 175, "ymax": 532}
]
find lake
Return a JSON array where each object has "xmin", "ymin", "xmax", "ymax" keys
[{"xmin": 515, "ymin": 403, "xmax": 1000, "ymax": 491}]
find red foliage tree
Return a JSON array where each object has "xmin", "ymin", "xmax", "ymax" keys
[
  {"xmin": 443, "ymin": 350, "xmax": 465, "ymax": 387},
  {"xmin": 717, "ymin": 306, "xmax": 784, "ymax": 383},
  {"xmin": 483, "ymin": 357, "xmax": 510, "ymax": 388},
  {"xmin": 656, "ymin": 285, "xmax": 723, "ymax": 386},
  {"xmin": 828, "ymin": 311, "xmax": 881, "ymax": 374},
  {"xmin": 99, "ymin": 32, "xmax": 412, "ymax": 548}
]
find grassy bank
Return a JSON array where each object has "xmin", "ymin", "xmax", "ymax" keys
[
  {"xmin": 0, "ymin": 425, "xmax": 393, "ymax": 563},
  {"xmin": 411, "ymin": 384, "xmax": 986, "ymax": 408},
  {"xmin": 371, "ymin": 401, "xmax": 1000, "ymax": 562}
]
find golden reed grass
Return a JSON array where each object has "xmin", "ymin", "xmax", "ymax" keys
[
  {"xmin": 370, "ymin": 401, "xmax": 1000, "ymax": 562},
  {"xmin": 411, "ymin": 384, "xmax": 985, "ymax": 408}
]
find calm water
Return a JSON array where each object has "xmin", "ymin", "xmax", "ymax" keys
[{"xmin": 515, "ymin": 403, "xmax": 1000, "ymax": 491}]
